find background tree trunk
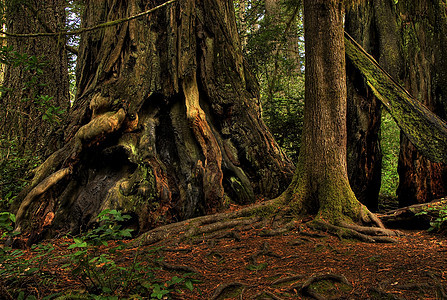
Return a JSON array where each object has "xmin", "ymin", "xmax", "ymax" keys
[
  {"xmin": 15, "ymin": 0, "xmax": 294, "ymax": 238},
  {"xmin": 396, "ymin": 0, "xmax": 447, "ymax": 207},
  {"xmin": 0, "ymin": 0, "xmax": 69, "ymax": 156},
  {"xmin": 345, "ymin": 0, "xmax": 403, "ymax": 210},
  {"xmin": 345, "ymin": 3, "xmax": 381, "ymax": 211}
]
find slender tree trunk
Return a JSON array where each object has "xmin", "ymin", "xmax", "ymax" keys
[
  {"xmin": 279, "ymin": 0, "xmax": 367, "ymax": 224},
  {"xmin": 396, "ymin": 0, "xmax": 447, "ymax": 206},
  {"xmin": 0, "ymin": 0, "xmax": 69, "ymax": 156},
  {"xmin": 14, "ymin": 0, "xmax": 294, "ymax": 239}
]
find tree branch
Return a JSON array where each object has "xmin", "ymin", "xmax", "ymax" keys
[{"xmin": 0, "ymin": 0, "xmax": 178, "ymax": 39}]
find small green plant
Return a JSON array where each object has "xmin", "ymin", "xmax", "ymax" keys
[
  {"xmin": 63, "ymin": 209, "xmax": 134, "ymax": 294},
  {"xmin": 0, "ymin": 211, "xmax": 16, "ymax": 235},
  {"xmin": 416, "ymin": 205, "xmax": 447, "ymax": 232}
]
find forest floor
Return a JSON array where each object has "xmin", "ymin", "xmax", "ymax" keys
[{"xmin": 1, "ymin": 205, "xmax": 447, "ymax": 299}]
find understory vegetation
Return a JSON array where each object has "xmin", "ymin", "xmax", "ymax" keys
[{"xmin": 0, "ymin": 209, "xmax": 199, "ymax": 299}]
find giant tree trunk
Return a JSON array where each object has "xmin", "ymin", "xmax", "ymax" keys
[
  {"xmin": 0, "ymin": 0, "xmax": 69, "ymax": 156},
  {"xmin": 396, "ymin": 0, "xmax": 447, "ymax": 207},
  {"xmin": 14, "ymin": 0, "xmax": 294, "ymax": 238},
  {"xmin": 279, "ymin": 0, "xmax": 370, "ymax": 224}
]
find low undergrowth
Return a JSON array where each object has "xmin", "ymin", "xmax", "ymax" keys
[
  {"xmin": 0, "ymin": 209, "xmax": 200, "ymax": 299},
  {"xmin": 416, "ymin": 202, "xmax": 447, "ymax": 233}
]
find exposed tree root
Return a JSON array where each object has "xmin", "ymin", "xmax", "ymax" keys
[
  {"xmin": 271, "ymin": 275, "xmax": 305, "ymax": 286},
  {"xmin": 259, "ymin": 221, "xmax": 296, "ymax": 237},
  {"xmin": 308, "ymin": 220, "xmax": 400, "ymax": 243},
  {"xmin": 287, "ymin": 238, "xmax": 311, "ymax": 246},
  {"xmin": 368, "ymin": 287, "xmax": 404, "ymax": 300},
  {"xmin": 207, "ymin": 230, "xmax": 242, "ymax": 242},
  {"xmin": 156, "ymin": 260, "xmax": 198, "ymax": 274},
  {"xmin": 293, "ymin": 273, "xmax": 352, "ymax": 300},
  {"xmin": 162, "ymin": 247, "xmax": 193, "ymax": 253},
  {"xmin": 184, "ymin": 217, "xmax": 260, "ymax": 238},
  {"xmin": 299, "ymin": 231, "xmax": 327, "ymax": 239},
  {"xmin": 339, "ymin": 222, "xmax": 403, "ymax": 237},
  {"xmin": 248, "ymin": 242, "xmax": 281, "ymax": 266},
  {"xmin": 210, "ymin": 282, "xmax": 245, "ymax": 300},
  {"xmin": 251, "ymin": 290, "xmax": 285, "ymax": 300},
  {"xmin": 129, "ymin": 194, "xmax": 406, "ymax": 254},
  {"xmin": 134, "ymin": 199, "xmax": 278, "ymax": 246},
  {"xmin": 15, "ymin": 168, "xmax": 71, "ymax": 230}
]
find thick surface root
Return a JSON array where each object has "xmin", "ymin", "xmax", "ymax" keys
[
  {"xmin": 134, "ymin": 199, "xmax": 278, "ymax": 246},
  {"xmin": 15, "ymin": 168, "xmax": 70, "ymax": 230},
  {"xmin": 210, "ymin": 282, "xmax": 245, "ymax": 300},
  {"xmin": 309, "ymin": 220, "xmax": 401, "ymax": 243}
]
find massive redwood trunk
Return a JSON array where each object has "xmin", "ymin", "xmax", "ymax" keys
[
  {"xmin": 0, "ymin": 0, "xmax": 69, "ymax": 156},
  {"xmin": 14, "ymin": 0, "xmax": 293, "ymax": 238},
  {"xmin": 396, "ymin": 0, "xmax": 447, "ymax": 206}
]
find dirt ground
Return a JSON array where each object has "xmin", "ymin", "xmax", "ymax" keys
[
  {"xmin": 155, "ymin": 225, "xmax": 447, "ymax": 299},
  {"xmin": 3, "ymin": 219, "xmax": 446, "ymax": 300}
]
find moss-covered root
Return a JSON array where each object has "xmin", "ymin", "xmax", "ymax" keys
[
  {"xmin": 134, "ymin": 199, "xmax": 280, "ymax": 246},
  {"xmin": 299, "ymin": 273, "xmax": 352, "ymax": 300},
  {"xmin": 308, "ymin": 220, "xmax": 401, "ymax": 243}
]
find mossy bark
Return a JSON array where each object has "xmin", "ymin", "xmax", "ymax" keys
[
  {"xmin": 14, "ymin": 0, "xmax": 294, "ymax": 238},
  {"xmin": 279, "ymin": 0, "xmax": 366, "ymax": 226},
  {"xmin": 345, "ymin": 34, "xmax": 447, "ymax": 164},
  {"xmin": 346, "ymin": 0, "xmax": 447, "ymax": 207}
]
